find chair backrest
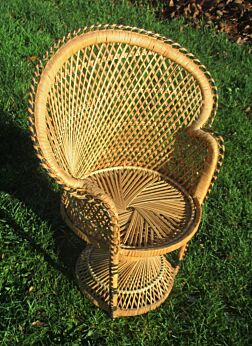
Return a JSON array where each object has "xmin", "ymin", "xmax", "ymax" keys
[{"xmin": 29, "ymin": 25, "xmax": 218, "ymax": 188}]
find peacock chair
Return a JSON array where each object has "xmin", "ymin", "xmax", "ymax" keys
[{"xmin": 28, "ymin": 24, "xmax": 224, "ymax": 318}]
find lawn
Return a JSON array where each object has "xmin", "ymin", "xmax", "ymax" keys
[{"xmin": 0, "ymin": 0, "xmax": 251, "ymax": 345}]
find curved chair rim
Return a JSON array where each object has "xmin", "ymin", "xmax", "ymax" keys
[{"xmin": 28, "ymin": 24, "xmax": 218, "ymax": 191}]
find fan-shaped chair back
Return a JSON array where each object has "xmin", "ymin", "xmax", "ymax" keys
[{"xmin": 29, "ymin": 25, "xmax": 217, "ymax": 188}]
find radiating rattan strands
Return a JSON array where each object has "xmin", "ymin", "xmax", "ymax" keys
[
  {"xmin": 63, "ymin": 167, "xmax": 197, "ymax": 250},
  {"xmin": 28, "ymin": 25, "xmax": 219, "ymax": 193},
  {"xmin": 76, "ymin": 246, "xmax": 175, "ymax": 316},
  {"xmin": 45, "ymin": 41, "xmax": 203, "ymax": 179}
]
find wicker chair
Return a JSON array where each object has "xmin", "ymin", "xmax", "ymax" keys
[{"xmin": 28, "ymin": 25, "xmax": 224, "ymax": 318}]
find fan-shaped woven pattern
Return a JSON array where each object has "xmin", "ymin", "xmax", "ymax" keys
[
  {"xmin": 28, "ymin": 25, "xmax": 219, "ymax": 189},
  {"xmin": 46, "ymin": 41, "xmax": 203, "ymax": 178},
  {"xmin": 76, "ymin": 246, "xmax": 175, "ymax": 316},
  {"xmin": 62, "ymin": 167, "xmax": 199, "ymax": 252}
]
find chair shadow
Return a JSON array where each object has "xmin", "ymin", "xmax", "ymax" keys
[{"xmin": 0, "ymin": 108, "xmax": 85, "ymax": 281}]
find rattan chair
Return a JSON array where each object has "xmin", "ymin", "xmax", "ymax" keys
[{"xmin": 28, "ymin": 24, "xmax": 224, "ymax": 318}]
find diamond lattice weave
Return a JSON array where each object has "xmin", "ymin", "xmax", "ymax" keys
[
  {"xmin": 45, "ymin": 41, "xmax": 203, "ymax": 178},
  {"xmin": 76, "ymin": 245, "xmax": 176, "ymax": 317}
]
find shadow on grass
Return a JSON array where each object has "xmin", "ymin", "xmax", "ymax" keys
[{"xmin": 0, "ymin": 108, "xmax": 85, "ymax": 281}]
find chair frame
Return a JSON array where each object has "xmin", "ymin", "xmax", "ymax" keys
[{"xmin": 28, "ymin": 24, "xmax": 224, "ymax": 317}]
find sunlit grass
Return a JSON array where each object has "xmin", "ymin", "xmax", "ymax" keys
[{"xmin": 0, "ymin": 0, "xmax": 251, "ymax": 345}]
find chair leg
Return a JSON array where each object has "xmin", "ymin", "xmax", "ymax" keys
[
  {"xmin": 109, "ymin": 243, "xmax": 119, "ymax": 318},
  {"xmin": 174, "ymin": 243, "xmax": 189, "ymax": 275},
  {"xmin": 178, "ymin": 243, "xmax": 188, "ymax": 261}
]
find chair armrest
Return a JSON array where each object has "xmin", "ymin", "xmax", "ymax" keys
[
  {"xmin": 69, "ymin": 178, "xmax": 119, "ymax": 249},
  {"xmin": 63, "ymin": 178, "xmax": 120, "ymax": 311},
  {"xmin": 196, "ymin": 128, "xmax": 224, "ymax": 202},
  {"xmin": 160, "ymin": 128, "xmax": 224, "ymax": 205},
  {"xmin": 72, "ymin": 178, "xmax": 118, "ymax": 219}
]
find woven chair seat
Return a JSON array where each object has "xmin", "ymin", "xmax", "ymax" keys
[{"xmin": 62, "ymin": 167, "xmax": 201, "ymax": 256}]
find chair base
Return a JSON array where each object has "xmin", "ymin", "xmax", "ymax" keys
[{"xmin": 76, "ymin": 245, "xmax": 177, "ymax": 317}]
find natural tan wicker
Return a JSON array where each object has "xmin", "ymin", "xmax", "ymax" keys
[{"xmin": 28, "ymin": 24, "xmax": 224, "ymax": 318}]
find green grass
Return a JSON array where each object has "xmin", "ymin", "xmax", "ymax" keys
[{"xmin": 0, "ymin": 0, "xmax": 251, "ymax": 345}]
